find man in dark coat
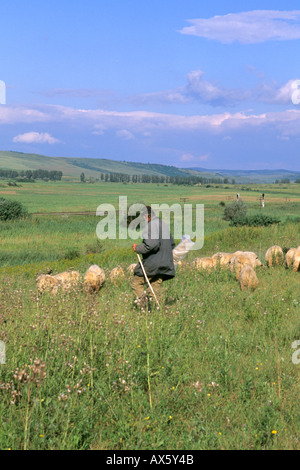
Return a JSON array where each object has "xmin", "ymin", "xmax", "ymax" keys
[{"xmin": 131, "ymin": 205, "xmax": 175, "ymax": 305}]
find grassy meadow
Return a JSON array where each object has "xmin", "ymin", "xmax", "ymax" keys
[{"xmin": 0, "ymin": 180, "xmax": 299, "ymax": 450}]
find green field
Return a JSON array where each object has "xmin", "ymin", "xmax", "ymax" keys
[{"xmin": 0, "ymin": 180, "xmax": 299, "ymax": 450}]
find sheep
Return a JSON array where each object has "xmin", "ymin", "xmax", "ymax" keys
[
  {"xmin": 292, "ymin": 247, "xmax": 300, "ymax": 273},
  {"xmin": 192, "ymin": 257, "xmax": 216, "ymax": 272},
  {"xmin": 83, "ymin": 265, "xmax": 105, "ymax": 293},
  {"xmin": 285, "ymin": 248, "xmax": 297, "ymax": 269},
  {"xmin": 241, "ymin": 251, "xmax": 264, "ymax": 268},
  {"xmin": 265, "ymin": 245, "xmax": 284, "ymax": 267},
  {"xmin": 127, "ymin": 264, "xmax": 137, "ymax": 274},
  {"xmin": 53, "ymin": 270, "xmax": 80, "ymax": 292},
  {"xmin": 230, "ymin": 254, "xmax": 259, "ymax": 280},
  {"xmin": 110, "ymin": 266, "xmax": 125, "ymax": 281},
  {"xmin": 239, "ymin": 265, "xmax": 259, "ymax": 291},
  {"xmin": 36, "ymin": 270, "xmax": 80, "ymax": 295},
  {"xmin": 212, "ymin": 251, "xmax": 243, "ymax": 268},
  {"xmin": 36, "ymin": 274, "xmax": 60, "ymax": 295}
]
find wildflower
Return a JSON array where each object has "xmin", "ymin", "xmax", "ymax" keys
[
  {"xmin": 144, "ymin": 416, "xmax": 150, "ymax": 420},
  {"xmin": 211, "ymin": 382, "xmax": 219, "ymax": 389},
  {"xmin": 193, "ymin": 381, "xmax": 203, "ymax": 393},
  {"xmin": 272, "ymin": 430, "xmax": 277, "ymax": 435}
]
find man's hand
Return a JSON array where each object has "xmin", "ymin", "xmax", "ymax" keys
[{"xmin": 132, "ymin": 243, "xmax": 137, "ymax": 252}]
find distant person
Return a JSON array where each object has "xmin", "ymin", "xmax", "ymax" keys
[
  {"xmin": 131, "ymin": 205, "xmax": 175, "ymax": 308},
  {"xmin": 236, "ymin": 193, "xmax": 240, "ymax": 201}
]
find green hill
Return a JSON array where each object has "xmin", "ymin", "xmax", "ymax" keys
[
  {"xmin": 1, "ymin": 151, "xmax": 298, "ymax": 183},
  {"xmin": 0, "ymin": 151, "xmax": 217, "ymax": 180},
  {"xmin": 188, "ymin": 167, "xmax": 300, "ymax": 184}
]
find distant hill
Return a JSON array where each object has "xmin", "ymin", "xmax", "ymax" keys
[
  {"xmin": 1, "ymin": 151, "xmax": 299, "ymax": 183},
  {"xmin": 188, "ymin": 167, "xmax": 300, "ymax": 184},
  {"xmin": 0, "ymin": 151, "xmax": 217, "ymax": 180}
]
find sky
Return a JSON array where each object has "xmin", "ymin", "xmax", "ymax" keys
[{"xmin": 1, "ymin": 0, "xmax": 300, "ymax": 170}]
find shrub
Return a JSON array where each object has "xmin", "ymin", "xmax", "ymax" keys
[
  {"xmin": 84, "ymin": 240, "xmax": 103, "ymax": 254},
  {"xmin": 0, "ymin": 198, "xmax": 28, "ymax": 221},
  {"xmin": 63, "ymin": 248, "xmax": 81, "ymax": 260},
  {"xmin": 229, "ymin": 214, "xmax": 281, "ymax": 227},
  {"xmin": 223, "ymin": 200, "xmax": 248, "ymax": 222}
]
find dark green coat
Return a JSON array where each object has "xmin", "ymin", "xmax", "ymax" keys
[{"xmin": 134, "ymin": 216, "xmax": 175, "ymax": 279}]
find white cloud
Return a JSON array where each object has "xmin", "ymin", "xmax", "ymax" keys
[
  {"xmin": 2, "ymin": 104, "xmax": 300, "ymax": 143},
  {"xmin": 180, "ymin": 10, "xmax": 300, "ymax": 44},
  {"xmin": 132, "ymin": 69, "xmax": 248, "ymax": 107},
  {"xmin": 13, "ymin": 132, "xmax": 60, "ymax": 144},
  {"xmin": 116, "ymin": 129, "xmax": 135, "ymax": 140},
  {"xmin": 185, "ymin": 70, "xmax": 249, "ymax": 106},
  {"xmin": 256, "ymin": 79, "xmax": 300, "ymax": 104},
  {"xmin": 0, "ymin": 106, "xmax": 49, "ymax": 124}
]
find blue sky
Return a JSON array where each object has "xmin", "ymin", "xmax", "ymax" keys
[{"xmin": 1, "ymin": 0, "xmax": 300, "ymax": 170}]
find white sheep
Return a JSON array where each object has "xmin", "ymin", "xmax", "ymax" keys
[
  {"xmin": 212, "ymin": 251, "xmax": 243, "ymax": 268},
  {"xmin": 83, "ymin": 265, "xmax": 105, "ymax": 293},
  {"xmin": 239, "ymin": 265, "xmax": 259, "ymax": 291},
  {"xmin": 192, "ymin": 257, "xmax": 216, "ymax": 272},
  {"xmin": 292, "ymin": 247, "xmax": 300, "ymax": 272},
  {"xmin": 36, "ymin": 274, "xmax": 60, "ymax": 295},
  {"xmin": 53, "ymin": 270, "xmax": 80, "ymax": 292},
  {"xmin": 127, "ymin": 264, "xmax": 137, "ymax": 274},
  {"xmin": 265, "ymin": 245, "xmax": 284, "ymax": 267},
  {"xmin": 230, "ymin": 253, "xmax": 260, "ymax": 280},
  {"xmin": 285, "ymin": 248, "xmax": 297, "ymax": 269},
  {"xmin": 110, "ymin": 266, "xmax": 125, "ymax": 281},
  {"xmin": 36, "ymin": 270, "xmax": 80, "ymax": 295}
]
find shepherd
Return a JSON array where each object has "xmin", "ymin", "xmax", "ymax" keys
[{"xmin": 131, "ymin": 205, "xmax": 175, "ymax": 308}]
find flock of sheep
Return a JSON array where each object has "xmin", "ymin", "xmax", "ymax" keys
[
  {"xmin": 36, "ymin": 264, "xmax": 129, "ymax": 296},
  {"xmin": 192, "ymin": 245, "xmax": 300, "ymax": 291},
  {"xmin": 36, "ymin": 245, "xmax": 300, "ymax": 296}
]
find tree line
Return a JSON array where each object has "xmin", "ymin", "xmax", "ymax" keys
[
  {"xmin": 0, "ymin": 169, "xmax": 63, "ymax": 181},
  {"xmin": 80, "ymin": 171, "xmax": 232, "ymax": 185}
]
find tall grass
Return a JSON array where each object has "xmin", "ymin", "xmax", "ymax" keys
[{"xmin": 0, "ymin": 259, "xmax": 299, "ymax": 450}]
